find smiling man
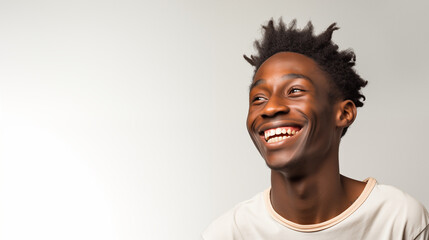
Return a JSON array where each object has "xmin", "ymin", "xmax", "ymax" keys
[{"xmin": 202, "ymin": 19, "xmax": 429, "ymax": 239}]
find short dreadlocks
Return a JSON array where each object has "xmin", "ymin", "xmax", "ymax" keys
[{"xmin": 244, "ymin": 19, "xmax": 368, "ymax": 136}]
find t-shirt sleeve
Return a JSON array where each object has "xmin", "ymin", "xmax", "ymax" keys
[
  {"xmin": 404, "ymin": 194, "xmax": 429, "ymax": 240},
  {"xmin": 413, "ymin": 224, "xmax": 429, "ymax": 240}
]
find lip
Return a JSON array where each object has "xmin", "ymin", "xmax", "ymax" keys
[
  {"xmin": 260, "ymin": 128, "xmax": 302, "ymax": 146},
  {"xmin": 254, "ymin": 121, "xmax": 305, "ymax": 148}
]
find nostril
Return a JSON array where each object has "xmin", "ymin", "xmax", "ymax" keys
[{"xmin": 261, "ymin": 105, "xmax": 290, "ymax": 118}]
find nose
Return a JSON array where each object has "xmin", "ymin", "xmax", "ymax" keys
[{"xmin": 261, "ymin": 96, "xmax": 290, "ymax": 118}]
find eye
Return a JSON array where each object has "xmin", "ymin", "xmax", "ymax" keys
[
  {"xmin": 288, "ymin": 87, "xmax": 305, "ymax": 95},
  {"xmin": 251, "ymin": 96, "xmax": 267, "ymax": 104}
]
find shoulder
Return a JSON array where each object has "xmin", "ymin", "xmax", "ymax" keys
[
  {"xmin": 373, "ymin": 184, "xmax": 428, "ymax": 218},
  {"xmin": 202, "ymin": 191, "xmax": 265, "ymax": 240},
  {"xmin": 370, "ymin": 183, "xmax": 429, "ymax": 238}
]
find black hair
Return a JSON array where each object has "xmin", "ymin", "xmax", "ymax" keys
[{"xmin": 244, "ymin": 18, "xmax": 368, "ymax": 136}]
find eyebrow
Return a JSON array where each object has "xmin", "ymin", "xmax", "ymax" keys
[{"xmin": 249, "ymin": 73, "xmax": 313, "ymax": 91}]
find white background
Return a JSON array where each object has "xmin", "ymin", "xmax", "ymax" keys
[{"xmin": 0, "ymin": 0, "xmax": 428, "ymax": 239}]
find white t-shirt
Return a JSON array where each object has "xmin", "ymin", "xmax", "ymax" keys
[{"xmin": 203, "ymin": 178, "xmax": 429, "ymax": 240}]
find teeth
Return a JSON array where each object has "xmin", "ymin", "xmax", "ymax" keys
[{"xmin": 264, "ymin": 127, "xmax": 301, "ymax": 143}]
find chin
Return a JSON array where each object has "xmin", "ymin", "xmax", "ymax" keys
[
  {"xmin": 264, "ymin": 153, "xmax": 301, "ymax": 171},
  {"xmin": 264, "ymin": 157, "xmax": 288, "ymax": 170}
]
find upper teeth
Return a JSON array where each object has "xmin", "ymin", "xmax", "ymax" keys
[{"xmin": 264, "ymin": 127, "xmax": 300, "ymax": 142}]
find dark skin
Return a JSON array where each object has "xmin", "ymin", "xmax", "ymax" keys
[{"xmin": 246, "ymin": 52, "xmax": 366, "ymax": 224}]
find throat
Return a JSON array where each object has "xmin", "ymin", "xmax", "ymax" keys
[{"xmin": 270, "ymin": 172, "xmax": 350, "ymax": 224}]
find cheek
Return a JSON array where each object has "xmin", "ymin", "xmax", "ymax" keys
[
  {"xmin": 311, "ymin": 106, "xmax": 336, "ymax": 136},
  {"xmin": 246, "ymin": 111, "xmax": 262, "ymax": 144},
  {"xmin": 246, "ymin": 111, "xmax": 251, "ymax": 128},
  {"xmin": 246, "ymin": 108, "xmax": 257, "ymax": 130}
]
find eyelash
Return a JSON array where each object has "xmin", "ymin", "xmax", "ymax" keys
[
  {"xmin": 289, "ymin": 87, "xmax": 305, "ymax": 94},
  {"xmin": 251, "ymin": 87, "xmax": 305, "ymax": 103},
  {"xmin": 252, "ymin": 96, "xmax": 266, "ymax": 103}
]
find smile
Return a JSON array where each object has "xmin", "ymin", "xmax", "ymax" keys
[{"xmin": 264, "ymin": 127, "xmax": 301, "ymax": 143}]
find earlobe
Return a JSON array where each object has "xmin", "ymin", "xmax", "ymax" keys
[{"xmin": 336, "ymin": 100, "xmax": 357, "ymax": 128}]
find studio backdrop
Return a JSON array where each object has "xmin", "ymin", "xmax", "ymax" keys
[{"xmin": 0, "ymin": 0, "xmax": 428, "ymax": 239}]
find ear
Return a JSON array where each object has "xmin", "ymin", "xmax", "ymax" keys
[{"xmin": 336, "ymin": 100, "xmax": 357, "ymax": 129}]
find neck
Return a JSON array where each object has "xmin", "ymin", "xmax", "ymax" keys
[{"xmin": 269, "ymin": 150, "xmax": 360, "ymax": 224}]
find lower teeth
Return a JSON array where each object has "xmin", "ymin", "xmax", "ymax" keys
[{"xmin": 268, "ymin": 136, "xmax": 288, "ymax": 143}]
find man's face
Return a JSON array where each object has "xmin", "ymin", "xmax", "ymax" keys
[{"xmin": 246, "ymin": 52, "xmax": 340, "ymax": 172}]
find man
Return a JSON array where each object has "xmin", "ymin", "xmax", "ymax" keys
[{"xmin": 203, "ymin": 19, "xmax": 429, "ymax": 239}]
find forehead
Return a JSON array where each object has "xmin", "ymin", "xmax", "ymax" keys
[{"xmin": 252, "ymin": 52, "xmax": 330, "ymax": 87}]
